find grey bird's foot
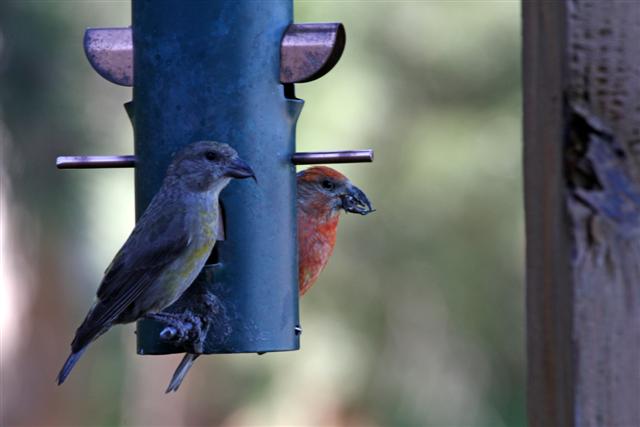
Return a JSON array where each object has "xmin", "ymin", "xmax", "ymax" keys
[{"xmin": 146, "ymin": 311, "xmax": 208, "ymax": 354}]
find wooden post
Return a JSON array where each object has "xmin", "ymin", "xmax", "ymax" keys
[{"xmin": 524, "ymin": 1, "xmax": 640, "ymax": 426}]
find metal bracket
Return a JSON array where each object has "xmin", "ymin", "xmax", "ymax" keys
[
  {"xmin": 84, "ymin": 23, "xmax": 345, "ymax": 86},
  {"xmin": 280, "ymin": 23, "xmax": 345, "ymax": 84},
  {"xmin": 56, "ymin": 150, "xmax": 373, "ymax": 169},
  {"xmin": 84, "ymin": 27, "xmax": 133, "ymax": 86}
]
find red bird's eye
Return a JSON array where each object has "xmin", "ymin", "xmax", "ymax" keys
[{"xmin": 321, "ymin": 179, "xmax": 335, "ymax": 190}]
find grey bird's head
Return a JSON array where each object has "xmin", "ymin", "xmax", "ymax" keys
[{"xmin": 167, "ymin": 141, "xmax": 255, "ymax": 192}]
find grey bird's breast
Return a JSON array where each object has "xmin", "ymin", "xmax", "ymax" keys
[{"xmin": 136, "ymin": 194, "xmax": 219, "ymax": 315}]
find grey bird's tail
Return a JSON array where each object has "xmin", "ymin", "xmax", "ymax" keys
[
  {"xmin": 166, "ymin": 353, "xmax": 200, "ymax": 393},
  {"xmin": 57, "ymin": 347, "xmax": 88, "ymax": 385},
  {"xmin": 57, "ymin": 302, "xmax": 111, "ymax": 385}
]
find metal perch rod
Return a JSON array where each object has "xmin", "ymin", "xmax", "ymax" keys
[{"xmin": 56, "ymin": 150, "xmax": 373, "ymax": 169}]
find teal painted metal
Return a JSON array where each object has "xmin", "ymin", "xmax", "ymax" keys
[{"xmin": 133, "ymin": 0, "xmax": 302, "ymax": 354}]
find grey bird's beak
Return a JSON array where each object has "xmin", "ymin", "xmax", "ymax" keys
[
  {"xmin": 224, "ymin": 158, "xmax": 256, "ymax": 182},
  {"xmin": 341, "ymin": 184, "xmax": 375, "ymax": 215}
]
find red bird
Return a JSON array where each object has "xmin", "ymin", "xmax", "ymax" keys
[{"xmin": 165, "ymin": 166, "xmax": 374, "ymax": 392}]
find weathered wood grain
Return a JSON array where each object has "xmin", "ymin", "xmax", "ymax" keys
[{"xmin": 524, "ymin": 1, "xmax": 640, "ymax": 426}]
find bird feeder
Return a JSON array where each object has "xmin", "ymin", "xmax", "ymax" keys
[{"xmin": 57, "ymin": 0, "xmax": 373, "ymax": 356}]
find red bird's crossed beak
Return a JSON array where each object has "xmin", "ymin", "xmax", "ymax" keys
[{"xmin": 341, "ymin": 184, "xmax": 375, "ymax": 215}]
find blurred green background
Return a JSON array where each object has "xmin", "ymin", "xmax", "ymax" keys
[{"xmin": 0, "ymin": 1, "xmax": 523, "ymax": 426}]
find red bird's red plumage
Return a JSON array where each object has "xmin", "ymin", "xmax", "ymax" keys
[
  {"xmin": 295, "ymin": 165, "xmax": 377, "ymax": 295},
  {"xmin": 296, "ymin": 166, "xmax": 350, "ymax": 295},
  {"xmin": 297, "ymin": 165, "xmax": 348, "ymax": 183},
  {"xmin": 297, "ymin": 206, "xmax": 339, "ymax": 295}
]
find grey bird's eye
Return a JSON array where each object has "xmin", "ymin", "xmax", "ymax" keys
[
  {"xmin": 321, "ymin": 179, "xmax": 335, "ymax": 190},
  {"xmin": 205, "ymin": 151, "xmax": 219, "ymax": 162}
]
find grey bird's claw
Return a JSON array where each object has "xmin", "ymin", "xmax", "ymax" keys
[
  {"xmin": 149, "ymin": 310, "xmax": 210, "ymax": 354},
  {"xmin": 160, "ymin": 326, "xmax": 178, "ymax": 341}
]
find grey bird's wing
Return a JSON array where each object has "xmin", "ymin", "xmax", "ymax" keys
[{"xmin": 71, "ymin": 203, "xmax": 192, "ymax": 351}]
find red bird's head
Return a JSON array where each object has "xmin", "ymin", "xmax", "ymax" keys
[{"xmin": 296, "ymin": 166, "xmax": 375, "ymax": 217}]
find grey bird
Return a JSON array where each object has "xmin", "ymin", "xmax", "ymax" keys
[{"xmin": 57, "ymin": 141, "xmax": 255, "ymax": 385}]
